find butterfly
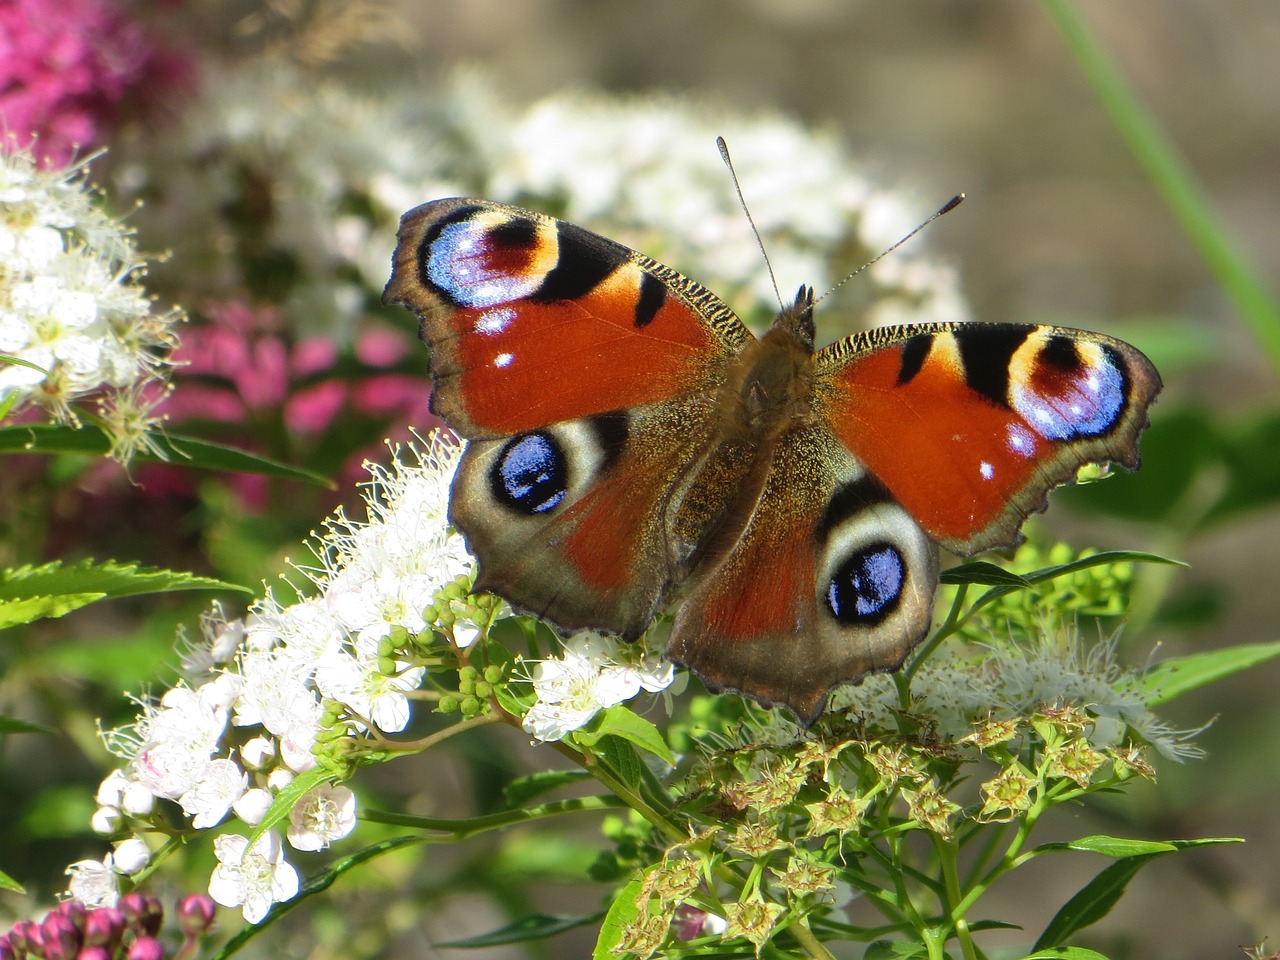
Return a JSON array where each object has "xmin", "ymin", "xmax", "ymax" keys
[{"xmin": 383, "ymin": 197, "xmax": 1161, "ymax": 724}]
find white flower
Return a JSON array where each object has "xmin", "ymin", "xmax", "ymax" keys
[
  {"xmin": 111, "ymin": 837, "xmax": 150, "ymax": 875},
  {"xmin": 66, "ymin": 855, "xmax": 119, "ymax": 908},
  {"xmin": 314, "ymin": 640, "xmax": 424, "ymax": 734},
  {"xmin": 95, "ymin": 769, "xmax": 128, "ymax": 807},
  {"xmin": 90, "ymin": 806, "xmax": 121, "ymax": 835},
  {"xmin": 179, "ymin": 602, "xmax": 246, "ymax": 675},
  {"xmin": 208, "ymin": 832, "xmax": 300, "ymax": 924},
  {"xmin": 232, "ymin": 787, "xmax": 274, "ymax": 826},
  {"xmin": 120, "ymin": 780, "xmax": 155, "ymax": 817},
  {"xmin": 0, "ymin": 148, "xmax": 179, "ymax": 445},
  {"xmin": 287, "ymin": 784, "xmax": 357, "ymax": 852},
  {"xmin": 179, "ymin": 757, "xmax": 249, "ymax": 829},
  {"xmin": 130, "ymin": 685, "xmax": 229, "ymax": 800},
  {"xmin": 522, "ymin": 632, "xmax": 676, "ymax": 742},
  {"xmin": 241, "ymin": 736, "xmax": 276, "ymax": 770},
  {"xmin": 232, "ymin": 648, "xmax": 323, "ymax": 737}
]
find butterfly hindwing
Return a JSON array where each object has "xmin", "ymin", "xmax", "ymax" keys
[
  {"xmin": 450, "ymin": 395, "xmax": 721, "ymax": 639},
  {"xmin": 667, "ymin": 421, "xmax": 939, "ymax": 724},
  {"xmin": 814, "ymin": 322, "xmax": 1161, "ymax": 556}
]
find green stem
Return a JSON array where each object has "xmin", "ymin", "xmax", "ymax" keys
[
  {"xmin": 359, "ymin": 794, "xmax": 627, "ymax": 839},
  {"xmin": 788, "ymin": 916, "xmax": 839, "ymax": 960},
  {"xmin": 1042, "ymin": 0, "xmax": 1280, "ymax": 373},
  {"xmin": 936, "ymin": 836, "xmax": 979, "ymax": 960}
]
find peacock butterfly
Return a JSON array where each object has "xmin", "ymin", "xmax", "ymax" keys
[{"xmin": 383, "ymin": 197, "xmax": 1161, "ymax": 724}]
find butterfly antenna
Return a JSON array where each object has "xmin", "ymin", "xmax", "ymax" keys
[
  {"xmin": 811, "ymin": 192, "xmax": 965, "ymax": 308},
  {"xmin": 717, "ymin": 136, "xmax": 785, "ymax": 310}
]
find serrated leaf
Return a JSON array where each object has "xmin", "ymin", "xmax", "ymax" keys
[
  {"xmin": 579, "ymin": 705, "xmax": 675, "ymax": 766},
  {"xmin": 0, "ymin": 715, "xmax": 54, "ymax": 734},
  {"xmin": 246, "ymin": 767, "xmax": 333, "ymax": 848},
  {"xmin": 593, "ymin": 873, "xmax": 647, "ymax": 960},
  {"xmin": 0, "ymin": 558, "xmax": 245, "ymax": 601},
  {"xmin": 0, "ymin": 423, "xmax": 332, "ymax": 486},
  {"xmin": 439, "ymin": 911, "xmax": 605, "ymax": 948},
  {"xmin": 503, "ymin": 770, "xmax": 592, "ymax": 808},
  {"xmin": 0, "ymin": 593, "xmax": 104, "ymax": 628},
  {"xmin": 1141, "ymin": 641, "xmax": 1280, "ymax": 705},
  {"xmin": 942, "ymin": 562, "xmax": 1033, "ymax": 587}
]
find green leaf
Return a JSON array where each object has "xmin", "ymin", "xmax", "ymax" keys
[
  {"xmin": 591, "ymin": 734, "xmax": 647, "ymax": 792},
  {"xmin": 246, "ymin": 767, "xmax": 333, "ymax": 848},
  {"xmin": 941, "ymin": 562, "xmax": 1032, "ymax": 587},
  {"xmin": 0, "ymin": 868, "xmax": 24, "ymax": 894},
  {"xmin": 1035, "ymin": 836, "xmax": 1176, "ymax": 858},
  {"xmin": 1038, "ymin": 839, "xmax": 1248, "ymax": 952},
  {"xmin": 1017, "ymin": 948, "xmax": 1111, "ymax": 960},
  {"xmin": 503, "ymin": 770, "xmax": 592, "ymax": 808},
  {"xmin": 593, "ymin": 873, "xmax": 647, "ymax": 960},
  {"xmin": 0, "ymin": 423, "xmax": 332, "ymax": 486},
  {"xmin": 1034, "ymin": 836, "xmax": 1241, "ymax": 862},
  {"xmin": 0, "ymin": 715, "xmax": 54, "ymax": 735},
  {"xmin": 439, "ymin": 911, "xmax": 605, "ymax": 948},
  {"xmin": 865, "ymin": 939, "xmax": 929, "ymax": 959},
  {"xmin": 578, "ymin": 705, "xmax": 676, "ymax": 767},
  {"xmin": 1033, "ymin": 855, "xmax": 1160, "ymax": 949},
  {"xmin": 0, "ymin": 593, "xmax": 104, "ymax": 628},
  {"xmin": 1142, "ymin": 641, "xmax": 1280, "ymax": 705},
  {"xmin": 0, "ymin": 558, "xmax": 246, "ymax": 601}
]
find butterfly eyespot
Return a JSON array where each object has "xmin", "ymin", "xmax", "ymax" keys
[
  {"xmin": 825, "ymin": 542, "xmax": 905, "ymax": 626},
  {"xmin": 490, "ymin": 432, "xmax": 568, "ymax": 515}
]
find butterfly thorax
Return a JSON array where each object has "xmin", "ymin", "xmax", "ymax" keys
[{"xmin": 723, "ymin": 295, "xmax": 817, "ymax": 442}]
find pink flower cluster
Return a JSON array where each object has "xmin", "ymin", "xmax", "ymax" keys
[
  {"xmin": 0, "ymin": 892, "xmax": 214, "ymax": 960},
  {"xmin": 157, "ymin": 300, "xmax": 436, "ymax": 505},
  {"xmin": 0, "ymin": 0, "xmax": 188, "ymax": 167}
]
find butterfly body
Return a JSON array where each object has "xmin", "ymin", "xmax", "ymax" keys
[{"xmin": 384, "ymin": 197, "xmax": 1161, "ymax": 723}]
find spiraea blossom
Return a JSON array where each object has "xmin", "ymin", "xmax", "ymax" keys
[
  {"xmin": 115, "ymin": 64, "xmax": 967, "ymax": 348},
  {"xmin": 88, "ymin": 434, "xmax": 477, "ymax": 921},
  {"xmin": 523, "ymin": 632, "xmax": 677, "ymax": 742},
  {"xmin": 0, "ymin": 146, "xmax": 178, "ymax": 457}
]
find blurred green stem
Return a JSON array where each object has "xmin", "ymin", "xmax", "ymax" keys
[{"xmin": 1042, "ymin": 0, "xmax": 1280, "ymax": 374}]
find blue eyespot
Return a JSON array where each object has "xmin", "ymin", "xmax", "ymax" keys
[
  {"xmin": 1012, "ymin": 346, "xmax": 1126, "ymax": 441},
  {"xmin": 491, "ymin": 432, "xmax": 567, "ymax": 515},
  {"xmin": 826, "ymin": 543, "xmax": 905, "ymax": 626}
]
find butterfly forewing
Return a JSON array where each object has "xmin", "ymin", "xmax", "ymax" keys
[
  {"xmin": 813, "ymin": 323, "xmax": 1161, "ymax": 556},
  {"xmin": 384, "ymin": 198, "xmax": 751, "ymax": 439}
]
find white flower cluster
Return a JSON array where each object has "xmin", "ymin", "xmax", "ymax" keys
[
  {"xmin": 523, "ymin": 632, "xmax": 677, "ymax": 742},
  {"xmin": 492, "ymin": 91, "xmax": 970, "ymax": 331},
  {"xmin": 830, "ymin": 625, "xmax": 1202, "ymax": 761},
  {"xmin": 86, "ymin": 434, "xmax": 474, "ymax": 923},
  {"xmin": 116, "ymin": 64, "xmax": 967, "ymax": 343},
  {"xmin": 0, "ymin": 147, "xmax": 177, "ymax": 437}
]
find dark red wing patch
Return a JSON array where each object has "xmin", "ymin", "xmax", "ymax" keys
[{"xmin": 814, "ymin": 324, "xmax": 1161, "ymax": 555}]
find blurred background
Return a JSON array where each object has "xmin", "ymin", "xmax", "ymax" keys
[{"xmin": 1, "ymin": 1, "xmax": 1277, "ymax": 957}]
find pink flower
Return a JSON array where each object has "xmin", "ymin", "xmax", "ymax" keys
[{"xmin": 0, "ymin": 0, "xmax": 192, "ymax": 167}]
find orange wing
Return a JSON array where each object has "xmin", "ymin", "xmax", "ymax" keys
[
  {"xmin": 383, "ymin": 198, "xmax": 752, "ymax": 438},
  {"xmin": 814, "ymin": 323, "xmax": 1161, "ymax": 555}
]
